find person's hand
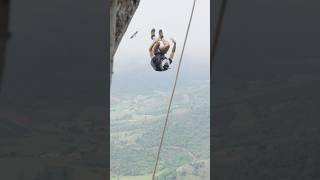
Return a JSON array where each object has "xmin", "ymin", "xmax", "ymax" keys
[{"xmin": 170, "ymin": 38, "xmax": 176, "ymax": 44}]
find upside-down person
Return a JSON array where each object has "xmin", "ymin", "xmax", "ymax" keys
[{"xmin": 149, "ymin": 29, "xmax": 176, "ymax": 71}]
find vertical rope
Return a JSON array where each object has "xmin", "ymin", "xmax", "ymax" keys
[{"xmin": 151, "ymin": 0, "xmax": 197, "ymax": 179}]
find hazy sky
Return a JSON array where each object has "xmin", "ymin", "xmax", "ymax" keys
[{"xmin": 113, "ymin": 0, "xmax": 210, "ymax": 75}]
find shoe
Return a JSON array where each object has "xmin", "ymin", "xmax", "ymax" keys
[
  {"xmin": 159, "ymin": 29, "xmax": 164, "ymax": 39},
  {"xmin": 151, "ymin": 28, "xmax": 155, "ymax": 40}
]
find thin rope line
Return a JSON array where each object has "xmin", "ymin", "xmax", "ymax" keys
[{"xmin": 151, "ymin": 0, "xmax": 197, "ymax": 179}]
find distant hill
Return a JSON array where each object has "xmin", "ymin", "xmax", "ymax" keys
[{"xmin": 110, "ymin": 82, "xmax": 210, "ymax": 179}]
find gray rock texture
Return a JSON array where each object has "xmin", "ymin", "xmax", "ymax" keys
[{"xmin": 110, "ymin": 0, "xmax": 140, "ymax": 84}]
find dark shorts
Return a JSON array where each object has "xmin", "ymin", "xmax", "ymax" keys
[{"xmin": 151, "ymin": 54, "xmax": 172, "ymax": 71}]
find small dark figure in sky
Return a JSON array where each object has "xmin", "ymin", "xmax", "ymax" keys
[{"xmin": 130, "ymin": 31, "xmax": 138, "ymax": 39}]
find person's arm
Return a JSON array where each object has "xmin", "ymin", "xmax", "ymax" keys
[{"xmin": 169, "ymin": 38, "xmax": 176, "ymax": 59}]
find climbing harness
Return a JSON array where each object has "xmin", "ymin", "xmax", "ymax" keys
[{"xmin": 151, "ymin": 0, "xmax": 197, "ymax": 179}]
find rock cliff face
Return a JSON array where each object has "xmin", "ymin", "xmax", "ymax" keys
[{"xmin": 110, "ymin": 0, "xmax": 140, "ymax": 83}]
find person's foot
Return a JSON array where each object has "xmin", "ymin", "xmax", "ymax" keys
[
  {"xmin": 151, "ymin": 28, "xmax": 155, "ymax": 40},
  {"xmin": 159, "ymin": 29, "xmax": 164, "ymax": 39}
]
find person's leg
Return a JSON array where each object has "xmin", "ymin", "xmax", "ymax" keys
[
  {"xmin": 149, "ymin": 42, "xmax": 156, "ymax": 58},
  {"xmin": 149, "ymin": 28, "xmax": 162, "ymax": 58},
  {"xmin": 157, "ymin": 29, "xmax": 170, "ymax": 53},
  {"xmin": 149, "ymin": 40, "xmax": 160, "ymax": 58},
  {"xmin": 159, "ymin": 39, "xmax": 170, "ymax": 54},
  {"xmin": 151, "ymin": 41, "xmax": 160, "ymax": 56}
]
